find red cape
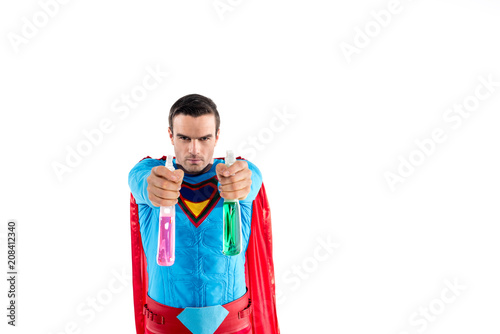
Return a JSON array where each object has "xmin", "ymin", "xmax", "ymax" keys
[{"xmin": 129, "ymin": 156, "xmax": 280, "ymax": 334}]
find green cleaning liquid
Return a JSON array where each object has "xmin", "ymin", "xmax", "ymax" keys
[
  {"xmin": 223, "ymin": 200, "xmax": 242, "ymax": 256},
  {"xmin": 222, "ymin": 150, "xmax": 242, "ymax": 256}
]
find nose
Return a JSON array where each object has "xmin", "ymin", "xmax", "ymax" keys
[{"xmin": 188, "ymin": 139, "xmax": 199, "ymax": 155}]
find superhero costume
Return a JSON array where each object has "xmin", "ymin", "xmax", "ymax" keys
[{"xmin": 129, "ymin": 156, "xmax": 280, "ymax": 334}]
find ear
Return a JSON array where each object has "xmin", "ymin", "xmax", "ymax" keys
[
  {"xmin": 214, "ymin": 128, "xmax": 220, "ymax": 146},
  {"xmin": 168, "ymin": 126, "xmax": 174, "ymax": 145}
]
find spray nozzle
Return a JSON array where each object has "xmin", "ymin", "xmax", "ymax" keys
[
  {"xmin": 226, "ymin": 150, "xmax": 236, "ymax": 167},
  {"xmin": 166, "ymin": 155, "xmax": 174, "ymax": 171}
]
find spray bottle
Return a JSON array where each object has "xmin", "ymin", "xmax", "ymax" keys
[
  {"xmin": 157, "ymin": 155, "xmax": 176, "ymax": 266},
  {"xmin": 222, "ymin": 150, "xmax": 242, "ymax": 256}
]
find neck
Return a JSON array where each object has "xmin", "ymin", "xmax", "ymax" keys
[{"xmin": 176, "ymin": 163, "xmax": 213, "ymax": 176}]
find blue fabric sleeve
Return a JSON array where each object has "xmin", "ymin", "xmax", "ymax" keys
[
  {"xmin": 239, "ymin": 159, "xmax": 263, "ymax": 204},
  {"xmin": 128, "ymin": 158, "xmax": 163, "ymax": 208}
]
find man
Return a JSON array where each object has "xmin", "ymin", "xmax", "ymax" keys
[{"xmin": 128, "ymin": 94, "xmax": 280, "ymax": 334}]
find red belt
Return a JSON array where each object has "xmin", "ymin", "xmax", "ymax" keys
[{"xmin": 144, "ymin": 290, "xmax": 252, "ymax": 334}]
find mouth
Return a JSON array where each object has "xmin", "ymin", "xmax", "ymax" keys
[{"xmin": 187, "ymin": 158, "xmax": 202, "ymax": 164}]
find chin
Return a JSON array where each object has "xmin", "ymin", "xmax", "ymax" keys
[
  {"xmin": 186, "ymin": 162, "xmax": 205, "ymax": 172},
  {"xmin": 187, "ymin": 167, "xmax": 200, "ymax": 172}
]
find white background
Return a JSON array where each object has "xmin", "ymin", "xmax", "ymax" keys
[{"xmin": 1, "ymin": 0, "xmax": 500, "ymax": 333}]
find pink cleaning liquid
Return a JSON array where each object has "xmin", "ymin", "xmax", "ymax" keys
[{"xmin": 157, "ymin": 211, "xmax": 175, "ymax": 266}]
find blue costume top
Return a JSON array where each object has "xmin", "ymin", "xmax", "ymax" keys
[{"xmin": 128, "ymin": 157, "xmax": 263, "ymax": 308}]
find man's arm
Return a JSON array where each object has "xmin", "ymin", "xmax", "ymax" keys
[
  {"xmin": 128, "ymin": 158, "xmax": 162, "ymax": 207},
  {"xmin": 129, "ymin": 158, "xmax": 185, "ymax": 208},
  {"xmin": 239, "ymin": 159, "xmax": 263, "ymax": 203}
]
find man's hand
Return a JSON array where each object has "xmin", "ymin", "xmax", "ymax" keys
[
  {"xmin": 216, "ymin": 160, "xmax": 252, "ymax": 201},
  {"xmin": 146, "ymin": 166, "xmax": 185, "ymax": 207}
]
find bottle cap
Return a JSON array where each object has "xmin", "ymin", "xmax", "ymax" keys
[
  {"xmin": 166, "ymin": 155, "xmax": 174, "ymax": 171},
  {"xmin": 226, "ymin": 150, "xmax": 236, "ymax": 166}
]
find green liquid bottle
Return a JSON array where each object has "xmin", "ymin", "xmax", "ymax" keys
[{"xmin": 222, "ymin": 150, "xmax": 242, "ymax": 256}]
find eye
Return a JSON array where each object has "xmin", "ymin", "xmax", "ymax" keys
[
  {"xmin": 180, "ymin": 136, "xmax": 190, "ymax": 141},
  {"xmin": 200, "ymin": 137, "xmax": 209, "ymax": 141}
]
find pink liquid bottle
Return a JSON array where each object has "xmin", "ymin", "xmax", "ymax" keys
[{"xmin": 156, "ymin": 155, "xmax": 176, "ymax": 266}]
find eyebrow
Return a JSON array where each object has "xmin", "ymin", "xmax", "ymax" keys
[{"xmin": 176, "ymin": 133, "xmax": 214, "ymax": 139}]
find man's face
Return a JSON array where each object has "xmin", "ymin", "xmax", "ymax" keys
[{"xmin": 168, "ymin": 114, "xmax": 220, "ymax": 173}]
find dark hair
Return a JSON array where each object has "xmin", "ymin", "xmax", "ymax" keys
[{"xmin": 169, "ymin": 94, "xmax": 220, "ymax": 134}]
